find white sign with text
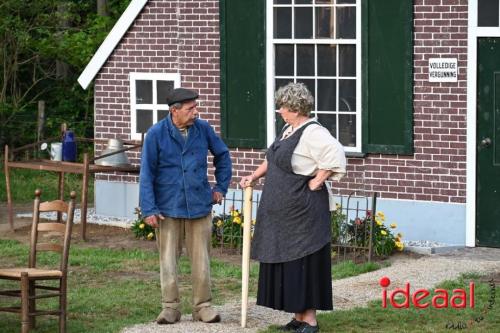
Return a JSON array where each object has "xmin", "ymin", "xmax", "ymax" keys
[{"xmin": 428, "ymin": 58, "xmax": 457, "ymax": 82}]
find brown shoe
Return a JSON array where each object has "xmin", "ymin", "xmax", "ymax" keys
[
  {"xmin": 192, "ymin": 307, "xmax": 221, "ymax": 323},
  {"xmin": 156, "ymin": 308, "xmax": 181, "ymax": 324}
]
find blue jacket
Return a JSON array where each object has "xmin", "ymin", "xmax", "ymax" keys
[{"xmin": 139, "ymin": 116, "xmax": 232, "ymax": 219}]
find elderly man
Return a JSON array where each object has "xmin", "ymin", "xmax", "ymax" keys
[{"xmin": 139, "ymin": 88, "xmax": 232, "ymax": 324}]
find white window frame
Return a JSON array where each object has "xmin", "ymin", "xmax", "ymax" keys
[
  {"xmin": 266, "ymin": 0, "xmax": 361, "ymax": 152},
  {"xmin": 129, "ymin": 72, "xmax": 181, "ymax": 140}
]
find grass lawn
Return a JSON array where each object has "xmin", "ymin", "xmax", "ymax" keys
[
  {"xmin": 261, "ymin": 272, "xmax": 499, "ymax": 333},
  {"xmin": 0, "ymin": 165, "xmax": 94, "ymax": 203},
  {"xmin": 0, "ymin": 239, "xmax": 384, "ymax": 333}
]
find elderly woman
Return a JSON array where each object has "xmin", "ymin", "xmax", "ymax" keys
[{"xmin": 240, "ymin": 83, "xmax": 346, "ymax": 333}]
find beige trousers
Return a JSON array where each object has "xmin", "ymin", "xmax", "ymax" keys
[{"xmin": 156, "ymin": 214, "xmax": 212, "ymax": 311}]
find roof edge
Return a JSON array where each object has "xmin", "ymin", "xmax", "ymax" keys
[{"xmin": 78, "ymin": 0, "xmax": 149, "ymax": 89}]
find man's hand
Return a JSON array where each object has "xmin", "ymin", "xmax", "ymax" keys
[
  {"xmin": 212, "ymin": 191, "xmax": 223, "ymax": 205},
  {"xmin": 144, "ymin": 214, "xmax": 164, "ymax": 228}
]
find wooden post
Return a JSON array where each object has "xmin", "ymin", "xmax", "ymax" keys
[
  {"xmin": 60, "ymin": 123, "xmax": 67, "ymax": 138},
  {"xmin": 57, "ymin": 173, "xmax": 65, "ymax": 223},
  {"xmin": 4, "ymin": 145, "xmax": 13, "ymax": 231},
  {"xmin": 241, "ymin": 185, "xmax": 253, "ymax": 328},
  {"xmin": 81, "ymin": 153, "xmax": 90, "ymax": 241},
  {"xmin": 37, "ymin": 101, "xmax": 45, "ymax": 143}
]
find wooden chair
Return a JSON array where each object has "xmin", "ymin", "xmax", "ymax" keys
[{"xmin": 0, "ymin": 189, "xmax": 76, "ymax": 333}]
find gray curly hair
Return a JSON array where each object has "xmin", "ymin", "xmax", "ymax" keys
[{"xmin": 275, "ymin": 82, "xmax": 314, "ymax": 117}]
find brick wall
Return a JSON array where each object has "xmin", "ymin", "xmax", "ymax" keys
[
  {"xmin": 94, "ymin": 0, "xmax": 220, "ymax": 183},
  {"xmin": 94, "ymin": 0, "xmax": 468, "ymax": 204}
]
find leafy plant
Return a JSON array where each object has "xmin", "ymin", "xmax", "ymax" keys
[
  {"xmin": 130, "ymin": 207, "xmax": 155, "ymax": 241},
  {"xmin": 331, "ymin": 207, "xmax": 404, "ymax": 257},
  {"xmin": 331, "ymin": 203, "xmax": 345, "ymax": 244},
  {"xmin": 211, "ymin": 207, "xmax": 255, "ymax": 249},
  {"xmin": 371, "ymin": 211, "xmax": 404, "ymax": 256}
]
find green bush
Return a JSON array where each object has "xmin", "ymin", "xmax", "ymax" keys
[
  {"xmin": 212, "ymin": 208, "xmax": 255, "ymax": 249},
  {"xmin": 130, "ymin": 207, "xmax": 155, "ymax": 241}
]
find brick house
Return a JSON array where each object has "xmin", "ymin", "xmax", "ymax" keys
[{"xmin": 78, "ymin": 0, "xmax": 500, "ymax": 248}]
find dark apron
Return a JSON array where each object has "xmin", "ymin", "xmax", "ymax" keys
[{"xmin": 251, "ymin": 122, "xmax": 331, "ymax": 263}]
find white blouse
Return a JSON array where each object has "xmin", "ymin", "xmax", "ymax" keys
[{"xmin": 279, "ymin": 119, "xmax": 347, "ymax": 181}]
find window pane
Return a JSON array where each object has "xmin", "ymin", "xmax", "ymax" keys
[
  {"xmin": 296, "ymin": 0, "xmax": 312, "ymax": 3},
  {"xmin": 157, "ymin": 81, "xmax": 174, "ymax": 105},
  {"xmin": 478, "ymin": 0, "xmax": 499, "ymax": 27},
  {"xmin": 317, "ymin": 79, "xmax": 336, "ymax": 111},
  {"xmin": 297, "ymin": 45, "xmax": 315, "ymax": 76},
  {"xmin": 339, "ymin": 114, "xmax": 356, "ymax": 146},
  {"xmin": 315, "ymin": 0, "xmax": 333, "ymax": 4},
  {"xmin": 337, "ymin": 0, "xmax": 356, "ymax": 4},
  {"xmin": 158, "ymin": 110, "xmax": 169, "ymax": 121},
  {"xmin": 339, "ymin": 45, "xmax": 356, "ymax": 76},
  {"xmin": 316, "ymin": 7, "xmax": 333, "ymax": 38},
  {"xmin": 336, "ymin": 6, "xmax": 356, "ymax": 39},
  {"xmin": 295, "ymin": 7, "xmax": 313, "ymax": 38},
  {"xmin": 274, "ymin": 0, "xmax": 291, "ymax": 4},
  {"xmin": 317, "ymin": 44, "xmax": 336, "ymax": 76},
  {"xmin": 136, "ymin": 109, "xmax": 153, "ymax": 133},
  {"xmin": 136, "ymin": 80, "xmax": 152, "ymax": 104},
  {"xmin": 275, "ymin": 44, "xmax": 294, "ymax": 76},
  {"xmin": 317, "ymin": 114, "xmax": 337, "ymax": 138},
  {"xmin": 274, "ymin": 7, "xmax": 292, "ymax": 38},
  {"xmin": 339, "ymin": 79, "xmax": 356, "ymax": 111}
]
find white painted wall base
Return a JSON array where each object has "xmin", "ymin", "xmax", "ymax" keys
[
  {"xmin": 95, "ymin": 180, "xmax": 139, "ymax": 219},
  {"xmin": 95, "ymin": 182, "xmax": 466, "ymax": 245}
]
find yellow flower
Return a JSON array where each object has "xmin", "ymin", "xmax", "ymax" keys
[
  {"xmin": 395, "ymin": 241, "xmax": 404, "ymax": 251},
  {"xmin": 390, "ymin": 223, "xmax": 397, "ymax": 229},
  {"xmin": 252, "ymin": 219, "xmax": 256, "ymax": 225},
  {"xmin": 231, "ymin": 210, "xmax": 240, "ymax": 217},
  {"xmin": 397, "ymin": 232, "xmax": 403, "ymax": 238},
  {"xmin": 376, "ymin": 211, "xmax": 386, "ymax": 221},
  {"xmin": 216, "ymin": 219, "xmax": 223, "ymax": 228},
  {"xmin": 395, "ymin": 236, "xmax": 401, "ymax": 242},
  {"xmin": 147, "ymin": 232, "xmax": 154, "ymax": 240},
  {"xmin": 335, "ymin": 203, "xmax": 341, "ymax": 210},
  {"xmin": 233, "ymin": 216, "xmax": 242, "ymax": 224},
  {"xmin": 380, "ymin": 230, "xmax": 387, "ymax": 236},
  {"xmin": 376, "ymin": 219, "xmax": 383, "ymax": 226},
  {"xmin": 139, "ymin": 223, "xmax": 145, "ymax": 229}
]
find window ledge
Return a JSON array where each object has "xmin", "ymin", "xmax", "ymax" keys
[{"xmin": 346, "ymin": 152, "xmax": 366, "ymax": 158}]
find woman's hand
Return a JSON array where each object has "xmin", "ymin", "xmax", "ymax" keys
[
  {"xmin": 308, "ymin": 178, "xmax": 324, "ymax": 191},
  {"xmin": 239, "ymin": 175, "xmax": 254, "ymax": 188}
]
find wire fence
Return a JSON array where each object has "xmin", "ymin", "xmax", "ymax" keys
[{"xmin": 211, "ymin": 189, "xmax": 377, "ymax": 263}]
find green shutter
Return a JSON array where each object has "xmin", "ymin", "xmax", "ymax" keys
[
  {"xmin": 220, "ymin": 0, "xmax": 266, "ymax": 148},
  {"xmin": 362, "ymin": 0, "xmax": 413, "ymax": 154}
]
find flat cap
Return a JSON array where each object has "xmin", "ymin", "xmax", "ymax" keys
[{"xmin": 166, "ymin": 88, "xmax": 199, "ymax": 106}]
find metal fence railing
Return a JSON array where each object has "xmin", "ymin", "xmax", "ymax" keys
[{"xmin": 212, "ymin": 189, "xmax": 378, "ymax": 263}]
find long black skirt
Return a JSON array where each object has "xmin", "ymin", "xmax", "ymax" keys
[{"xmin": 256, "ymin": 243, "xmax": 333, "ymax": 313}]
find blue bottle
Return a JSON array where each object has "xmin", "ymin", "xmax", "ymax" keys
[{"xmin": 62, "ymin": 130, "xmax": 77, "ymax": 162}]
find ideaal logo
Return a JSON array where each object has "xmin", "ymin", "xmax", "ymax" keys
[
  {"xmin": 379, "ymin": 276, "xmax": 496, "ymax": 330},
  {"xmin": 379, "ymin": 276, "xmax": 474, "ymax": 309}
]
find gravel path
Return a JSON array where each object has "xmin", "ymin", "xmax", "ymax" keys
[{"xmin": 122, "ymin": 249, "xmax": 500, "ymax": 333}]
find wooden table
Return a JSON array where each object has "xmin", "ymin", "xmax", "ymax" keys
[{"xmin": 4, "ymin": 142, "xmax": 140, "ymax": 240}]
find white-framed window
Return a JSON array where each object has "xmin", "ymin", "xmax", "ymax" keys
[
  {"xmin": 266, "ymin": 0, "xmax": 361, "ymax": 152},
  {"xmin": 129, "ymin": 72, "xmax": 181, "ymax": 140}
]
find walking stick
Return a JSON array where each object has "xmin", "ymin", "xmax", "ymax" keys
[{"xmin": 241, "ymin": 185, "xmax": 253, "ymax": 328}]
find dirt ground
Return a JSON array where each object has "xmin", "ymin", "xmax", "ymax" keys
[{"xmin": 0, "ymin": 202, "xmax": 243, "ymax": 265}]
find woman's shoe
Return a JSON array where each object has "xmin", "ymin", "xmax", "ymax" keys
[
  {"xmin": 295, "ymin": 322, "xmax": 319, "ymax": 333},
  {"xmin": 278, "ymin": 318, "xmax": 304, "ymax": 331}
]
